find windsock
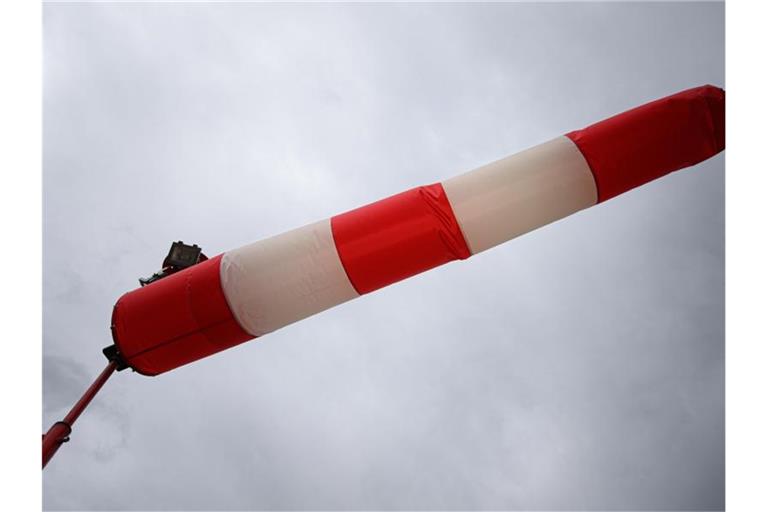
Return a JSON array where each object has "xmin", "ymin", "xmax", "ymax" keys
[{"xmin": 111, "ymin": 85, "xmax": 725, "ymax": 376}]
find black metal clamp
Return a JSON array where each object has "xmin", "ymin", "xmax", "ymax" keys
[{"xmin": 102, "ymin": 344, "xmax": 129, "ymax": 371}]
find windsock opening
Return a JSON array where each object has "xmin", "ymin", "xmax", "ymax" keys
[{"xmin": 111, "ymin": 255, "xmax": 253, "ymax": 376}]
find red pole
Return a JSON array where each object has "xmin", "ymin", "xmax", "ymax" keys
[{"xmin": 42, "ymin": 360, "xmax": 118, "ymax": 468}]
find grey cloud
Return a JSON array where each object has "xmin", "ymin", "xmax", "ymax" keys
[{"xmin": 43, "ymin": 2, "xmax": 724, "ymax": 510}]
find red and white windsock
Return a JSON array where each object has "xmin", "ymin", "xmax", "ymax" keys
[{"xmin": 111, "ymin": 85, "xmax": 725, "ymax": 376}]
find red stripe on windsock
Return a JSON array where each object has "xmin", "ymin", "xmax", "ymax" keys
[
  {"xmin": 111, "ymin": 255, "xmax": 252, "ymax": 375},
  {"xmin": 331, "ymin": 183, "xmax": 471, "ymax": 294},
  {"xmin": 566, "ymin": 85, "xmax": 725, "ymax": 202}
]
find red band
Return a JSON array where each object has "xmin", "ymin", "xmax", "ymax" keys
[
  {"xmin": 566, "ymin": 85, "xmax": 725, "ymax": 202},
  {"xmin": 331, "ymin": 183, "xmax": 471, "ymax": 295},
  {"xmin": 111, "ymin": 255, "xmax": 252, "ymax": 375}
]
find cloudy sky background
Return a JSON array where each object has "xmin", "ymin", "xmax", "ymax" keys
[{"xmin": 43, "ymin": 2, "xmax": 724, "ymax": 510}]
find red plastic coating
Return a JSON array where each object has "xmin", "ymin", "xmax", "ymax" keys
[
  {"xmin": 42, "ymin": 361, "xmax": 117, "ymax": 468},
  {"xmin": 566, "ymin": 85, "xmax": 725, "ymax": 202},
  {"xmin": 111, "ymin": 255, "xmax": 252, "ymax": 375},
  {"xmin": 331, "ymin": 183, "xmax": 471, "ymax": 294}
]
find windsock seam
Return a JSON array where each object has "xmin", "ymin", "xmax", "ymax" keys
[{"xmin": 331, "ymin": 183, "xmax": 471, "ymax": 295}]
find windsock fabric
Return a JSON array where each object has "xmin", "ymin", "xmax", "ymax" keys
[
  {"xmin": 111, "ymin": 85, "xmax": 725, "ymax": 375},
  {"xmin": 566, "ymin": 85, "xmax": 726, "ymax": 201}
]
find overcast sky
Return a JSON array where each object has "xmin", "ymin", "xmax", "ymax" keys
[{"xmin": 43, "ymin": 2, "xmax": 724, "ymax": 510}]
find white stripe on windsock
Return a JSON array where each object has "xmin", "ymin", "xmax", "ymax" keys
[
  {"xmin": 220, "ymin": 219, "xmax": 359, "ymax": 337},
  {"xmin": 442, "ymin": 136, "xmax": 598, "ymax": 254}
]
